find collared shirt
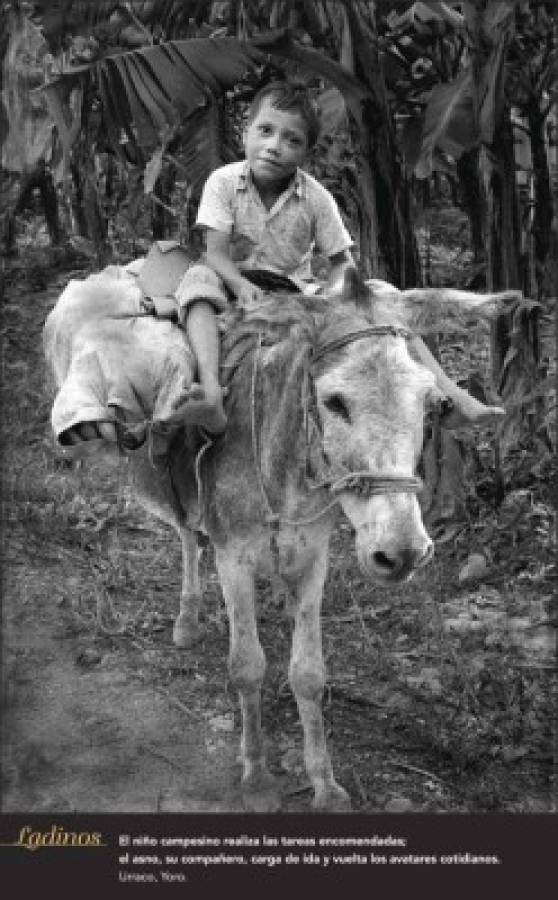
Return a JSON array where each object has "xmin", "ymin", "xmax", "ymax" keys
[{"xmin": 195, "ymin": 161, "xmax": 353, "ymax": 288}]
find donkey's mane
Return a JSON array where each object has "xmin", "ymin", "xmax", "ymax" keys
[{"xmin": 218, "ymin": 291, "xmax": 374, "ymax": 386}]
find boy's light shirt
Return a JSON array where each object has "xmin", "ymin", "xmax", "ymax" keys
[{"xmin": 196, "ymin": 161, "xmax": 353, "ymax": 293}]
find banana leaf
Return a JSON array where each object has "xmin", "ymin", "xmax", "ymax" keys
[
  {"xmin": 414, "ymin": 68, "xmax": 475, "ymax": 178},
  {"xmin": 41, "ymin": 29, "xmax": 369, "ymax": 187}
]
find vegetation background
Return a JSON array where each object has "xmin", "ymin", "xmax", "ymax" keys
[{"xmin": 1, "ymin": 0, "xmax": 556, "ymax": 814}]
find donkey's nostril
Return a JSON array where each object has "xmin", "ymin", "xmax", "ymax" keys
[
  {"xmin": 371, "ymin": 547, "xmax": 431, "ymax": 577},
  {"xmin": 372, "ymin": 551, "xmax": 397, "ymax": 571}
]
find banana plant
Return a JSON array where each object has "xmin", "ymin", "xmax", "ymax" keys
[
  {"xmin": 7, "ymin": 1, "xmax": 426, "ymax": 281},
  {"xmin": 376, "ymin": 1, "xmax": 554, "ymax": 468}
]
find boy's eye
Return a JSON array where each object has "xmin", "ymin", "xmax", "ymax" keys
[{"xmin": 259, "ymin": 125, "xmax": 273, "ymax": 135}]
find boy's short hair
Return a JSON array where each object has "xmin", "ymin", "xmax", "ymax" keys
[{"xmin": 247, "ymin": 81, "xmax": 321, "ymax": 148}]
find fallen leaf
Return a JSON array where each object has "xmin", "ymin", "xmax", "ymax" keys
[
  {"xmin": 501, "ymin": 746, "xmax": 529, "ymax": 763},
  {"xmin": 458, "ymin": 553, "xmax": 489, "ymax": 583},
  {"xmin": 75, "ymin": 648, "xmax": 102, "ymax": 667}
]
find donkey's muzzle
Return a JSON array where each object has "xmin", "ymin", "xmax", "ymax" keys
[{"xmin": 360, "ymin": 541, "xmax": 434, "ymax": 582}]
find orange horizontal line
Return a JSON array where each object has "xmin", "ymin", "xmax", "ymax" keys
[{"xmin": 1, "ymin": 843, "xmax": 109, "ymax": 849}]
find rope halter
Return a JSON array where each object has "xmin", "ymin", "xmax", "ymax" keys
[{"xmin": 251, "ymin": 323, "xmax": 423, "ymax": 528}]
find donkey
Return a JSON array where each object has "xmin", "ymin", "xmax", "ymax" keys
[
  {"xmin": 119, "ymin": 273, "xmax": 438, "ymax": 811},
  {"xmin": 46, "ymin": 265, "xmax": 517, "ymax": 811}
]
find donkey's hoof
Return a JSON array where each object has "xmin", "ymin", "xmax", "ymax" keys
[
  {"xmin": 241, "ymin": 772, "xmax": 281, "ymax": 813},
  {"xmin": 312, "ymin": 783, "xmax": 352, "ymax": 812},
  {"xmin": 172, "ymin": 615, "xmax": 202, "ymax": 648}
]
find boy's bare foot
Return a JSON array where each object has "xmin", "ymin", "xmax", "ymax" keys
[
  {"xmin": 59, "ymin": 419, "xmax": 119, "ymax": 458},
  {"xmin": 62, "ymin": 420, "xmax": 118, "ymax": 444},
  {"xmin": 170, "ymin": 382, "xmax": 227, "ymax": 434},
  {"xmin": 441, "ymin": 390, "xmax": 505, "ymax": 429}
]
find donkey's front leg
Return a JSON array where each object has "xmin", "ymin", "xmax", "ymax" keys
[
  {"xmin": 173, "ymin": 527, "xmax": 202, "ymax": 647},
  {"xmin": 215, "ymin": 548, "xmax": 280, "ymax": 812},
  {"xmin": 290, "ymin": 547, "xmax": 351, "ymax": 812}
]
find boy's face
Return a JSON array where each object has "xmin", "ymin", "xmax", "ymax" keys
[{"xmin": 243, "ymin": 98, "xmax": 309, "ymax": 189}]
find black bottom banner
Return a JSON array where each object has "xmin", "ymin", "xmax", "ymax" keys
[{"xmin": 1, "ymin": 813, "xmax": 556, "ymax": 895}]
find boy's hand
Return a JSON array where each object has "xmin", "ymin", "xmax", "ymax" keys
[{"xmin": 235, "ymin": 277, "xmax": 265, "ymax": 309}]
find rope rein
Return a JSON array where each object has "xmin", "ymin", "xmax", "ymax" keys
[
  {"xmin": 312, "ymin": 324, "xmax": 414, "ymax": 364},
  {"xmin": 249, "ymin": 340, "xmax": 341, "ymax": 528}
]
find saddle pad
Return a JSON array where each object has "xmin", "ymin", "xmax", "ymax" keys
[{"xmin": 243, "ymin": 270, "xmax": 301, "ymax": 293}]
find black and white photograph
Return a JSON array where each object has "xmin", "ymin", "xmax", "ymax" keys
[{"xmin": 1, "ymin": 0, "xmax": 556, "ymax": 890}]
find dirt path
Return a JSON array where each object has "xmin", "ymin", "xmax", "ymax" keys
[{"xmin": 2, "ymin": 559, "xmax": 246, "ymax": 813}]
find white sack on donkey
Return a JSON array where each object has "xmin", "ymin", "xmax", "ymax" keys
[{"xmin": 43, "ymin": 251, "xmax": 197, "ymax": 460}]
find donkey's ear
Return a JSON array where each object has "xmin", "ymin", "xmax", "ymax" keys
[{"xmin": 366, "ymin": 281, "xmax": 524, "ymax": 334}]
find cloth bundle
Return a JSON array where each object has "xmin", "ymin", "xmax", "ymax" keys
[{"xmin": 43, "ymin": 261, "xmax": 197, "ymax": 459}]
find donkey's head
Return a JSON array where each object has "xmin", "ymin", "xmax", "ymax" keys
[{"xmin": 314, "ymin": 271, "xmax": 440, "ymax": 582}]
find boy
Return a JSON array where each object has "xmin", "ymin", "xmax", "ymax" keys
[{"xmin": 175, "ymin": 80, "xmax": 504, "ymax": 434}]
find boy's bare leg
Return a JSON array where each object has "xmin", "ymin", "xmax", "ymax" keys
[
  {"xmin": 182, "ymin": 300, "xmax": 227, "ymax": 434},
  {"xmin": 410, "ymin": 335, "xmax": 505, "ymax": 429}
]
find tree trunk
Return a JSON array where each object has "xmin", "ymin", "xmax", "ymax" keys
[
  {"xmin": 482, "ymin": 113, "xmax": 522, "ymax": 297},
  {"xmin": 82, "ymin": 169, "xmax": 110, "ymax": 267},
  {"xmin": 526, "ymin": 100, "xmax": 553, "ymax": 297},
  {"xmin": 4, "ymin": 162, "xmax": 64, "ymax": 253},
  {"xmin": 69, "ymin": 162, "xmax": 89, "ymax": 238},
  {"xmin": 342, "ymin": 1, "xmax": 420, "ymax": 286},
  {"xmin": 151, "ymin": 164, "xmax": 176, "ymax": 240},
  {"xmin": 479, "ymin": 114, "xmax": 542, "ymax": 471},
  {"xmin": 457, "ymin": 149, "xmax": 485, "ymax": 263},
  {"xmin": 358, "ymin": 103, "xmax": 420, "ymax": 287},
  {"xmin": 70, "ymin": 138, "xmax": 110, "ymax": 266},
  {"xmin": 477, "ymin": 113, "xmax": 522, "ymax": 385},
  {"xmin": 39, "ymin": 167, "xmax": 63, "ymax": 246},
  {"xmin": 466, "ymin": 6, "xmax": 542, "ymax": 468}
]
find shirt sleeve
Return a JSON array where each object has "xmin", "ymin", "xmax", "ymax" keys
[
  {"xmin": 313, "ymin": 183, "xmax": 353, "ymax": 258},
  {"xmin": 196, "ymin": 167, "xmax": 234, "ymax": 234}
]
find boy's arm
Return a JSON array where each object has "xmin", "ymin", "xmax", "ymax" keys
[
  {"xmin": 327, "ymin": 249, "xmax": 356, "ymax": 289},
  {"xmin": 205, "ymin": 228, "xmax": 263, "ymax": 306},
  {"xmin": 312, "ymin": 182, "xmax": 355, "ymax": 287}
]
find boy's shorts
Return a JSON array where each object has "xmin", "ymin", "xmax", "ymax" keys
[
  {"xmin": 175, "ymin": 262, "xmax": 322, "ymax": 316},
  {"xmin": 175, "ymin": 263, "xmax": 231, "ymax": 314}
]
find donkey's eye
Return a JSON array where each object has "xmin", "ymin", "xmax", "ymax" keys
[{"xmin": 324, "ymin": 393, "xmax": 351, "ymax": 423}]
